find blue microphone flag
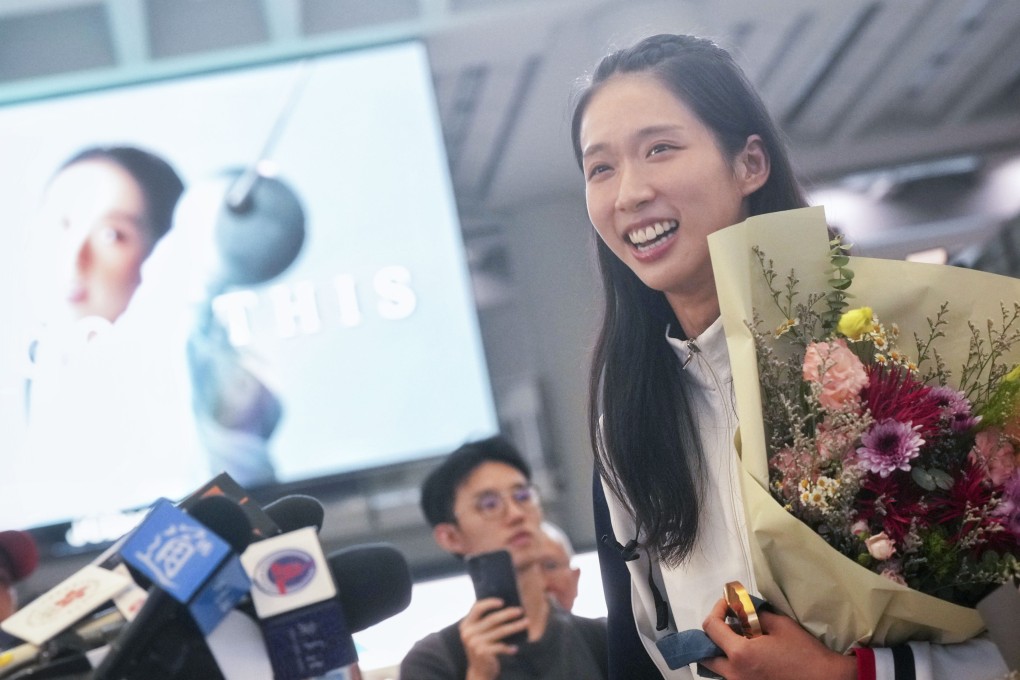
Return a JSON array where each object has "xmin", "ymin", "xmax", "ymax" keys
[{"xmin": 121, "ymin": 498, "xmax": 250, "ymax": 634}]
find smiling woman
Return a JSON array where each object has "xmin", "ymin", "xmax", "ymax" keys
[
  {"xmin": 572, "ymin": 33, "xmax": 1009, "ymax": 680},
  {"xmin": 579, "ymin": 71, "xmax": 769, "ymax": 335}
]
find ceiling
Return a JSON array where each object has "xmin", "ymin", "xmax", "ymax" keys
[
  {"xmin": 426, "ymin": 0, "xmax": 1020, "ymax": 213},
  {"xmin": 1, "ymin": 0, "xmax": 1019, "ymax": 226}
]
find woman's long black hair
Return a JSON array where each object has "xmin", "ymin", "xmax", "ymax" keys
[{"xmin": 572, "ymin": 34, "xmax": 808, "ymax": 566}]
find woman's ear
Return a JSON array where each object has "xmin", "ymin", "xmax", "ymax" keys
[
  {"xmin": 736, "ymin": 134, "xmax": 770, "ymax": 196},
  {"xmin": 433, "ymin": 522, "xmax": 465, "ymax": 555}
]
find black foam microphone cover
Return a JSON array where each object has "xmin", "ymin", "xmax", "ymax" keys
[
  {"xmin": 327, "ymin": 543, "xmax": 412, "ymax": 633},
  {"xmin": 263, "ymin": 494, "xmax": 325, "ymax": 534},
  {"xmin": 187, "ymin": 494, "xmax": 256, "ymax": 553}
]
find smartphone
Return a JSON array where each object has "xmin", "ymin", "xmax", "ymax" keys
[{"xmin": 466, "ymin": 549, "xmax": 528, "ymax": 646}]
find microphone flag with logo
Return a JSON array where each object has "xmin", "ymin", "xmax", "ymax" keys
[
  {"xmin": 120, "ymin": 498, "xmax": 251, "ymax": 635},
  {"xmin": 0, "ymin": 565, "xmax": 131, "ymax": 647},
  {"xmin": 241, "ymin": 526, "xmax": 357, "ymax": 679}
]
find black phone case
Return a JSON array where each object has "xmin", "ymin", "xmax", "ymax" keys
[{"xmin": 466, "ymin": 549, "xmax": 528, "ymax": 646}]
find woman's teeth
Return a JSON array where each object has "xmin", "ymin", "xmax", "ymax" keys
[{"xmin": 628, "ymin": 220, "xmax": 678, "ymax": 247}]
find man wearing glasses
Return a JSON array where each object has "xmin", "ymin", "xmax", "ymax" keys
[{"xmin": 400, "ymin": 435, "xmax": 608, "ymax": 679}]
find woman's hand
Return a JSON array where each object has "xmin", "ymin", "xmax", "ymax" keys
[
  {"xmin": 698, "ymin": 598, "xmax": 856, "ymax": 680},
  {"xmin": 460, "ymin": 597, "xmax": 530, "ymax": 680}
]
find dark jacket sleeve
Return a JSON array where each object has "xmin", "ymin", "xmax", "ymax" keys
[
  {"xmin": 593, "ymin": 470, "xmax": 663, "ymax": 679},
  {"xmin": 399, "ymin": 626, "xmax": 464, "ymax": 680}
]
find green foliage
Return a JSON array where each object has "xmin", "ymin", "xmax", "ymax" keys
[
  {"xmin": 959, "ymin": 302, "xmax": 1020, "ymax": 404},
  {"xmin": 911, "ymin": 466, "xmax": 954, "ymax": 491},
  {"xmin": 821, "ymin": 238, "xmax": 854, "ymax": 334}
]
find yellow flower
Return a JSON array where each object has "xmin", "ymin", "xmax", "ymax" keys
[
  {"xmin": 774, "ymin": 318, "xmax": 799, "ymax": 338},
  {"xmin": 1005, "ymin": 365, "xmax": 1020, "ymax": 382},
  {"xmin": 838, "ymin": 307, "xmax": 876, "ymax": 341}
]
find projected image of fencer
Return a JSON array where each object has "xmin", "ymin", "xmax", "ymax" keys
[
  {"xmin": 31, "ymin": 146, "xmax": 183, "ymax": 331},
  {"xmin": 177, "ymin": 167, "xmax": 307, "ymax": 489}
]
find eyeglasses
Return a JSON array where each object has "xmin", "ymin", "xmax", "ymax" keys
[
  {"xmin": 540, "ymin": 557, "xmax": 570, "ymax": 574},
  {"xmin": 466, "ymin": 483, "xmax": 540, "ymax": 521}
]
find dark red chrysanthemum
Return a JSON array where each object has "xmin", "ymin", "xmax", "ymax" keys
[
  {"xmin": 927, "ymin": 459, "xmax": 1019, "ymax": 552},
  {"xmin": 862, "ymin": 365, "xmax": 942, "ymax": 440},
  {"xmin": 856, "ymin": 472, "xmax": 926, "ymax": 544},
  {"xmin": 928, "ymin": 460, "xmax": 991, "ymax": 524}
]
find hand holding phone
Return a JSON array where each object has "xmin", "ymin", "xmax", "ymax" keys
[{"xmin": 466, "ymin": 549, "xmax": 528, "ymax": 646}]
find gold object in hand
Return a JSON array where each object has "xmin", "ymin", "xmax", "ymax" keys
[{"xmin": 724, "ymin": 581, "xmax": 763, "ymax": 638}]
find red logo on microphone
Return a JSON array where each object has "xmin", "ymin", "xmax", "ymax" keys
[{"xmin": 253, "ymin": 550, "xmax": 317, "ymax": 596}]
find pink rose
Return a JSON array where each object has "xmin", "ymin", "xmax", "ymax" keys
[
  {"xmin": 803, "ymin": 339, "xmax": 869, "ymax": 411},
  {"xmin": 772, "ymin": 446, "xmax": 810, "ymax": 476},
  {"xmin": 970, "ymin": 427, "xmax": 1018, "ymax": 486},
  {"xmin": 865, "ymin": 532, "xmax": 896, "ymax": 560},
  {"xmin": 816, "ymin": 421, "xmax": 857, "ymax": 461},
  {"xmin": 850, "ymin": 520, "xmax": 869, "ymax": 537},
  {"xmin": 879, "ymin": 568, "xmax": 907, "ymax": 586},
  {"xmin": 771, "ymin": 446, "xmax": 814, "ymax": 497}
]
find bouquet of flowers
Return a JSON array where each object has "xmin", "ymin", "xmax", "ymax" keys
[
  {"xmin": 751, "ymin": 237, "xmax": 1020, "ymax": 609},
  {"xmin": 709, "ymin": 206, "xmax": 1020, "ymax": 652}
]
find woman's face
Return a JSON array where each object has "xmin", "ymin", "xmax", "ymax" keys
[
  {"xmin": 579, "ymin": 73, "xmax": 767, "ymax": 299},
  {"xmin": 37, "ymin": 159, "xmax": 154, "ymax": 323}
]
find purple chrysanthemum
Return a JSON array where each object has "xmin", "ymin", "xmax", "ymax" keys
[
  {"xmin": 856, "ymin": 418, "xmax": 924, "ymax": 478},
  {"xmin": 994, "ymin": 470, "xmax": 1020, "ymax": 539},
  {"xmin": 929, "ymin": 385, "xmax": 980, "ymax": 433}
]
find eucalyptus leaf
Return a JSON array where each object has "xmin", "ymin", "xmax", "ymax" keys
[
  {"xmin": 930, "ymin": 468, "xmax": 954, "ymax": 490},
  {"xmin": 912, "ymin": 467, "xmax": 937, "ymax": 491}
]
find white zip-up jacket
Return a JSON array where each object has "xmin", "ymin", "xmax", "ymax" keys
[{"xmin": 600, "ymin": 317, "xmax": 1008, "ymax": 680}]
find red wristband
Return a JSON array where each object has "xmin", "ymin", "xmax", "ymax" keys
[{"xmin": 853, "ymin": 647, "xmax": 876, "ymax": 680}]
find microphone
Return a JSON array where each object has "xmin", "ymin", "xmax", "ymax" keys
[
  {"xmin": 210, "ymin": 541, "xmax": 412, "ymax": 679},
  {"xmin": 0, "ymin": 610, "xmax": 124, "ymax": 679},
  {"xmin": 0, "ymin": 494, "xmax": 326, "ymax": 680},
  {"xmin": 178, "ymin": 471, "xmax": 283, "ymax": 542},
  {"xmin": 327, "ymin": 543, "xmax": 412, "ymax": 633},
  {"xmin": 1, "ymin": 542, "xmax": 412, "ymax": 680},
  {"xmin": 90, "ymin": 495, "xmax": 254, "ymax": 680},
  {"xmin": 0, "ymin": 559, "xmax": 134, "ymax": 648},
  {"xmin": 263, "ymin": 495, "xmax": 324, "ymax": 534},
  {"xmin": 0, "ymin": 491, "xmax": 325, "ymax": 677},
  {"xmin": 241, "ymin": 526, "xmax": 356, "ymax": 679}
]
